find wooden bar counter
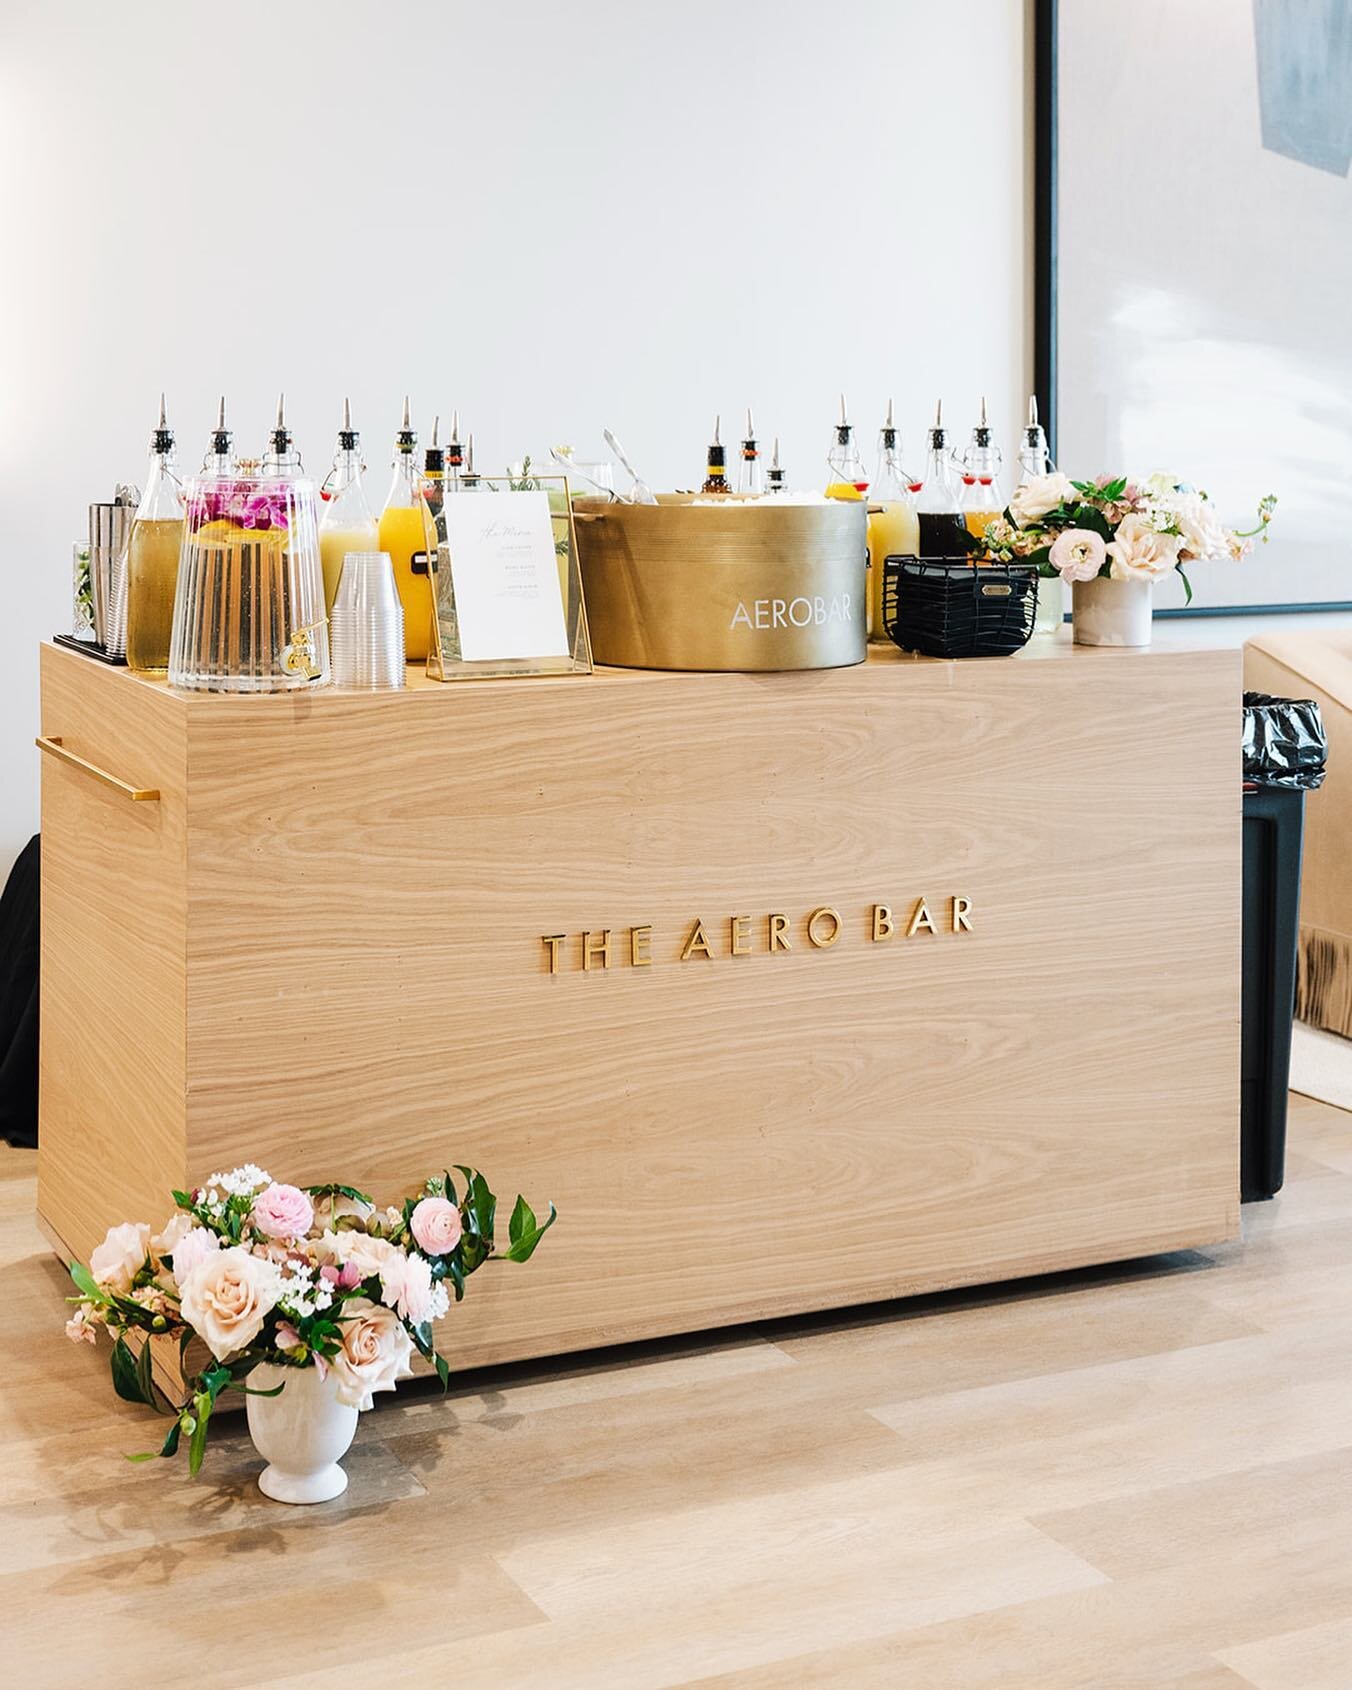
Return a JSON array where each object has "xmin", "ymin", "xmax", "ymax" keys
[{"xmin": 37, "ymin": 635, "xmax": 1241, "ymax": 1368}]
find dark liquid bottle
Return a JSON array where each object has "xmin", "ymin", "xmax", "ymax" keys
[{"xmin": 914, "ymin": 402, "xmax": 966, "ymax": 559}]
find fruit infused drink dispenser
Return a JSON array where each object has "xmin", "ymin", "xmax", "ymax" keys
[{"xmin": 168, "ymin": 472, "xmax": 330, "ymax": 692}]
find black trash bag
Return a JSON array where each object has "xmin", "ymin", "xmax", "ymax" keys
[{"xmin": 1243, "ymin": 692, "xmax": 1328, "ymax": 790}]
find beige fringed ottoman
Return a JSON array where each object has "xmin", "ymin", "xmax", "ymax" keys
[{"xmin": 1245, "ymin": 632, "xmax": 1352, "ymax": 1036}]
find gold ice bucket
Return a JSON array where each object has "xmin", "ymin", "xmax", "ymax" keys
[{"xmin": 572, "ymin": 495, "xmax": 867, "ymax": 671}]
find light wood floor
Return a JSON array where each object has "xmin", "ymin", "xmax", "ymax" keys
[{"xmin": 4, "ymin": 1095, "xmax": 1352, "ymax": 1689}]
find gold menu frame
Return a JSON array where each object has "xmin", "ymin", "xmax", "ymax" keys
[{"xmin": 426, "ymin": 473, "xmax": 593, "ymax": 682}]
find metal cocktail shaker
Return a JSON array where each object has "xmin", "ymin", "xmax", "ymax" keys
[{"xmin": 87, "ymin": 486, "xmax": 139, "ymax": 658}]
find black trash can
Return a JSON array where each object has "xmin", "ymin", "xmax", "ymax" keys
[{"xmin": 1240, "ymin": 692, "xmax": 1327, "ymax": 1202}]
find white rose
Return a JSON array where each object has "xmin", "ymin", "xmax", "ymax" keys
[
  {"xmin": 1009, "ymin": 471, "xmax": 1076, "ymax": 527},
  {"xmin": 1166, "ymin": 492, "xmax": 1227, "ymax": 561},
  {"xmin": 330, "ymin": 1299, "xmax": 415, "ymax": 1410},
  {"xmin": 178, "ymin": 1245, "xmax": 281, "ymax": 1361},
  {"xmin": 151, "ymin": 1212, "xmax": 194, "ymax": 1261},
  {"xmin": 1105, "ymin": 513, "xmax": 1184, "ymax": 580},
  {"xmin": 89, "ymin": 1221, "xmax": 151, "ymax": 1295}
]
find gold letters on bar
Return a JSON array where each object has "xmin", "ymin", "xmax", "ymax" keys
[{"xmin": 541, "ymin": 899, "xmax": 973, "ymax": 974}]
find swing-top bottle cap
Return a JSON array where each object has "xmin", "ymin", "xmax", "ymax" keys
[
  {"xmin": 1023, "ymin": 394, "xmax": 1043, "ymax": 449},
  {"xmin": 880, "ymin": 396, "xmax": 897, "ymax": 451},
  {"xmin": 927, "ymin": 397, "xmax": 946, "ymax": 450},
  {"xmin": 337, "ymin": 395, "xmax": 359, "ymax": 454},
  {"xmin": 708, "ymin": 413, "xmax": 726, "ymax": 466},
  {"xmin": 741, "ymin": 406, "xmax": 757, "ymax": 455},
  {"xmin": 395, "ymin": 394, "xmax": 416, "ymax": 451},
  {"xmin": 151, "ymin": 391, "xmax": 174, "ymax": 455},
  {"xmin": 972, "ymin": 394, "xmax": 993, "ymax": 449}
]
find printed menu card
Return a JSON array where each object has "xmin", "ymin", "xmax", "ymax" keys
[{"xmin": 444, "ymin": 490, "xmax": 569, "ymax": 661}]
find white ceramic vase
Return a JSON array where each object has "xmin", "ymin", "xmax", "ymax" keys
[
  {"xmin": 1072, "ymin": 574, "xmax": 1153, "ymax": 647},
  {"xmin": 246, "ymin": 1362, "xmax": 358, "ymax": 1504}
]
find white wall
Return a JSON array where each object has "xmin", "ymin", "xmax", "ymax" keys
[{"xmin": 0, "ymin": 0, "xmax": 1032, "ymax": 871}]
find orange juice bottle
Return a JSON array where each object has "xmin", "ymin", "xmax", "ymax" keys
[
  {"xmin": 378, "ymin": 396, "xmax": 434, "ymax": 660},
  {"xmin": 960, "ymin": 396, "xmax": 1004, "ymax": 550}
]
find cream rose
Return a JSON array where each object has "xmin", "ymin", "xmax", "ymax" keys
[
  {"xmin": 1166, "ymin": 492, "xmax": 1227, "ymax": 562},
  {"xmin": 1009, "ymin": 471, "xmax": 1075, "ymax": 527},
  {"xmin": 321, "ymin": 1229, "xmax": 399, "ymax": 1281},
  {"xmin": 151, "ymin": 1211, "xmax": 193, "ymax": 1263},
  {"xmin": 330, "ymin": 1299, "xmax": 415, "ymax": 1410},
  {"xmin": 89, "ymin": 1221, "xmax": 151, "ymax": 1295},
  {"xmin": 1105, "ymin": 513, "xmax": 1183, "ymax": 580},
  {"xmin": 178, "ymin": 1245, "xmax": 281, "ymax": 1361}
]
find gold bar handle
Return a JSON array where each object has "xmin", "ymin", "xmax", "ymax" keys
[{"xmin": 35, "ymin": 736, "xmax": 161, "ymax": 802}]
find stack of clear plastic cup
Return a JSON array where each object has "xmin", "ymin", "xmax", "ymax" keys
[{"xmin": 329, "ymin": 551, "xmax": 406, "ymax": 689}]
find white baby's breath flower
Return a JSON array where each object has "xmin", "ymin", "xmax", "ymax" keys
[{"xmin": 428, "ymin": 1281, "xmax": 450, "ymax": 1321}]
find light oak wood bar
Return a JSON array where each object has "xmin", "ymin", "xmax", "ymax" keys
[{"xmin": 37, "ymin": 635, "xmax": 1242, "ymax": 1368}]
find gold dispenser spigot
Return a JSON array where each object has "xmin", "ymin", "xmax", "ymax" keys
[{"xmin": 282, "ymin": 620, "xmax": 326, "ymax": 679}]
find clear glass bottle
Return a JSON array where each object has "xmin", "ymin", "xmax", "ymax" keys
[
  {"xmin": 960, "ymin": 396, "xmax": 1004, "ymax": 547},
  {"xmin": 825, "ymin": 394, "xmax": 868, "ymax": 500},
  {"xmin": 1020, "ymin": 395, "xmax": 1064, "ymax": 633},
  {"xmin": 915, "ymin": 400, "xmax": 967, "ymax": 558},
  {"xmin": 738, "ymin": 408, "xmax": 763, "ymax": 496},
  {"xmin": 867, "ymin": 400, "xmax": 920, "ymax": 642},
  {"xmin": 261, "ymin": 392, "xmax": 304, "ymax": 478},
  {"xmin": 702, "ymin": 416, "xmax": 730, "ymax": 494},
  {"xmin": 378, "ymin": 396, "xmax": 433, "ymax": 658},
  {"xmin": 126, "ymin": 394, "xmax": 186, "ymax": 674},
  {"xmin": 319, "ymin": 398, "xmax": 379, "ymax": 612}
]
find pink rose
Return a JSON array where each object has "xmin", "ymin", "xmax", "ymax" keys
[
  {"xmin": 1048, "ymin": 528, "xmax": 1107, "ymax": 583},
  {"xmin": 250, "ymin": 1183, "xmax": 315, "ymax": 1242},
  {"xmin": 330, "ymin": 1299, "xmax": 415, "ymax": 1410},
  {"xmin": 89, "ymin": 1221, "xmax": 151, "ymax": 1295},
  {"xmin": 379, "ymin": 1250, "xmax": 434, "ymax": 1325},
  {"xmin": 410, "ymin": 1196, "xmax": 462, "ymax": 1256},
  {"xmin": 171, "ymin": 1225, "xmax": 221, "ymax": 1285}
]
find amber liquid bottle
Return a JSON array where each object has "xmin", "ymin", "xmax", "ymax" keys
[{"xmin": 126, "ymin": 394, "xmax": 185, "ymax": 675}]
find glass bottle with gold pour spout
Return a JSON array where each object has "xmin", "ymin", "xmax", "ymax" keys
[
  {"xmin": 960, "ymin": 396, "xmax": 1004, "ymax": 548},
  {"xmin": 701, "ymin": 416, "xmax": 730, "ymax": 494},
  {"xmin": 126, "ymin": 393, "xmax": 186, "ymax": 674},
  {"xmin": 867, "ymin": 399, "xmax": 920, "ymax": 642},
  {"xmin": 738, "ymin": 408, "xmax": 763, "ymax": 496},
  {"xmin": 319, "ymin": 398, "xmax": 379, "ymax": 612},
  {"xmin": 825, "ymin": 394, "xmax": 868, "ymax": 499}
]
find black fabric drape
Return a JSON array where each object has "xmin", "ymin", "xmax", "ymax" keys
[{"xmin": 0, "ymin": 836, "xmax": 39, "ymax": 1148}]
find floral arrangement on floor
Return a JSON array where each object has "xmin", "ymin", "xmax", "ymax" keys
[
  {"xmin": 65, "ymin": 1163, "xmax": 555, "ymax": 1474},
  {"xmin": 976, "ymin": 471, "xmax": 1276, "ymax": 601}
]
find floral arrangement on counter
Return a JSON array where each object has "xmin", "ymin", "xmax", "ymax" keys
[
  {"xmin": 976, "ymin": 471, "xmax": 1276, "ymax": 602},
  {"xmin": 65, "ymin": 1163, "xmax": 555, "ymax": 1474}
]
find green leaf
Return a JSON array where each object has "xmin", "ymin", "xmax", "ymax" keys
[
  {"xmin": 446, "ymin": 1257, "xmax": 466, "ymax": 1301},
  {"xmin": 111, "ymin": 1336, "xmax": 155, "ymax": 1407},
  {"xmin": 469, "ymin": 1173, "xmax": 496, "ymax": 1244},
  {"xmin": 160, "ymin": 1419, "xmax": 182, "ymax": 1458},
  {"xmin": 1178, "ymin": 565, "xmax": 1193, "ymax": 606},
  {"xmin": 135, "ymin": 1330, "xmax": 167, "ymax": 1414},
  {"xmin": 68, "ymin": 1260, "xmax": 103, "ymax": 1302},
  {"xmin": 434, "ymin": 1353, "xmax": 451, "ymax": 1391},
  {"xmin": 188, "ymin": 1393, "xmax": 212, "ymax": 1477},
  {"xmin": 125, "ymin": 1450, "xmax": 160, "ymax": 1463},
  {"xmin": 305, "ymin": 1182, "xmax": 374, "ymax": 1207},
  {"xmin": 226, "ymin": 1378, "xmax": 286, "ymax": 1397},
  {"xmin": 501, "ymin": 1202, "xmax": 557, "ymax": 1263},
  {"xmin": 508, "ymin": 1194, "xmax": 536, "ymax": 1250},
  {"xmin": 410, "ymin": 1320, "xmax": 436, "ymax": 1361}
]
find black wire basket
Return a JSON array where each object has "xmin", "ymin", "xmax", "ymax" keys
[{"xmin": 881, "ymin": 556, "xmax": 1039, "ymax": 658}]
